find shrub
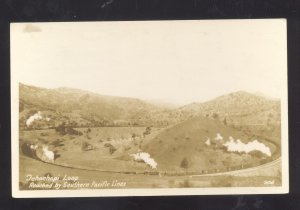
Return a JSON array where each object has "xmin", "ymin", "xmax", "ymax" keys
[
  {"xmin": 66, "ymin": 127, "xmax": 83, "ymax": 136},
  {"xmin": 223, "ymin": 118, "xmax": 227, "ymax": 125},
  {"xmin": 109, "ymin": 146, "xmax": 117, "ymax": 154},
  {"xmin": 56, "ymin": 123, "xmax": 83, "ymax": 136},
  {"xmin": 104, "ymin": 143, "xmax": 111, "ymax": 147},
  {"xmin": 40, "ymin": 132, "xmax": 48, "ymax": 136},
  {"xmin": 81, "ymin": 141, "xmax": 93, "ymax": 151},
  {"xmin": 212, "ymin": 113, "xmax": 219, "ymax": 120},
  {"xmin": 104, "ymin": 143, "xmax": 117, "ymax": 154},
  {"xmin": 55, "ymin": 122, "xmax": 66, "ymax": 135},
  {"xmin": 180, "ymin": 157, "xmax": 189, "ymax": 169},
  {"xmin": 143, "ymin": 127, "xmax": 151, "ymax": 136},
  {"xmin": 50, "ymin": 139, "xmax": 64, "ymax": 147}
]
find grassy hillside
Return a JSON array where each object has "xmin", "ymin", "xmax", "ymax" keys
[
  {"xmin": 158, "ymin": 91, "xmax": 281, "ymax": 145},
  {"xmin": 19, "ymin": 83, "xmax": 166, "ymax": 129},
  {"xmin": 19, "ymin": 126, "xmax": 163, "ymax": 172},
  {"xmin": 143, "ymin": 116, "xmax": 277, "ymax": 171},
  {"xmin": 179, "ymin": 91, "xmax": 279, "ymax": 116}
]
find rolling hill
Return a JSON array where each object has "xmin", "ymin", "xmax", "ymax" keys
[
  {"xmin": 19, "ymin": 83, "xmax": 281, "ymax": 144},
  {"xmin": 18, "ymin": 83, "xmax": 282, "ymax": 173},
  {"xmin": 142, "ymin": 116, "xmax": 277, "ymax": 171},
  {"xmin": 160, "ymin": 91, "xmax": 281, "ymax": 145},
  {"xmin": 19, "ymin": 83, "xmax": 166, "ymax": 128}
]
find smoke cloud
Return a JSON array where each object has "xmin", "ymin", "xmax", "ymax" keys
[
  {"xmin": 130, "ymin": 152, "xmax": 158, "ymax": 169},
  {"xmin": 215, "ymin": 133, "xmax": 223, "ymax": 141},
  {"xmin": 205, "ymin": 137, "xmax": 211, "ymax": 146},
  {"xmin": 26, "ymin": 111, "xmax": 43, "ymax": 127},
  {"xmin": 223, "ymin": 136, "xmax": 272, "ymax": 156}
]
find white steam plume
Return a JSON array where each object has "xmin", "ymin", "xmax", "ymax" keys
[
  {"xmin": 215, "ymin": 133, "xmax": 223, "ymax": 141},
  {"xmin": 223, "ymin": 136, "xmax": 272, "ymax": 156},
  {"xmin": 205, "ymin": 137, "xmax": 211, "ymax": 146},
  {"xmin": 26, "ymin": 111, "xmax": 43, "ymax": 127},
  {"xmin": 130, "ymin": 152, "xmax": 158, "ymax": 169}
]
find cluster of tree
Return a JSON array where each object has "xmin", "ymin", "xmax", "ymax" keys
[{"xmin": 55, "ymin": 122, "xmax": 83, "ymax": 136}]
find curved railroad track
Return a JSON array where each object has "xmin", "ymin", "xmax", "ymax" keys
[
  {"xmin": 31, "ymin": 154, "xmax": 281, "ymax": 177},
  {"xmin": 191, "ymin": 157, "xmax": 281, "ymax": 177}
]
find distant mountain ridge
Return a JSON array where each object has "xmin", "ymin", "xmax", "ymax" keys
[
  {"xmin": 19, "ymin": 83, "xmax": 281, "ymax": 142},
  {"xmin": 178, "ymin": 90, "xmax": 279, "ymax": 118},
  {"xmin": 19, "ymin": 83, "xmax": 165, "ymax": 128}
]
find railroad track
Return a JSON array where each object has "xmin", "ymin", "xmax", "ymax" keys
[
  {"xmin": 191, "ymin": 157, "xmax": 281, "ymax": 177},
  {"xmin": 30, "ymin": 155, "xmax": 281, "ymax": 177}
]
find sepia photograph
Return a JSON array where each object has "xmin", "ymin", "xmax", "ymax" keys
[{"xmin": 10, "ymin": 19, "xmax": 288, "ymax": 197}]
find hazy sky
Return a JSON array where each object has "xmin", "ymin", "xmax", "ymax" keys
[{"xmin": 11, "ymin": 20, "xmax": 287, "ymax": 105}]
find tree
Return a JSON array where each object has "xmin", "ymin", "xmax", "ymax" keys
[
  {"xmin": 104, "ymin": 143, "xmax": 117, "ymax": 154},
  {"xmin": 66, "ymin": 127, "xmax": 83, "ymax": 136},
  {"xmin": 180, "ymin": 157, "xmax": 189, "ymax": 169},
  {"xmin": 212, "ymin": 113, "xmax": 219, "ymax": 120},
  {"xmin": 223, "ymin": 118, "xmax": 227, "ymax": 125},
  {"xmin": 81, "ymin": 142, "xmax": 89, "ymax": 151},
  {"xmin": 55, "ymin": 122, "xmax": 66, "ymax": 135},
  {"xmin": 143, "ymin": 127, "xmax": 151, "ymax": 136},
  {"xmin": 82, "ymin": 141, "xmax": 93, "ymax": 151}
]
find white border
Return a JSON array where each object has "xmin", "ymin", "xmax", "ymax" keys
[{"xmin": 11, "ymin": 19, "xmax": 289, "ymax": 198}]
